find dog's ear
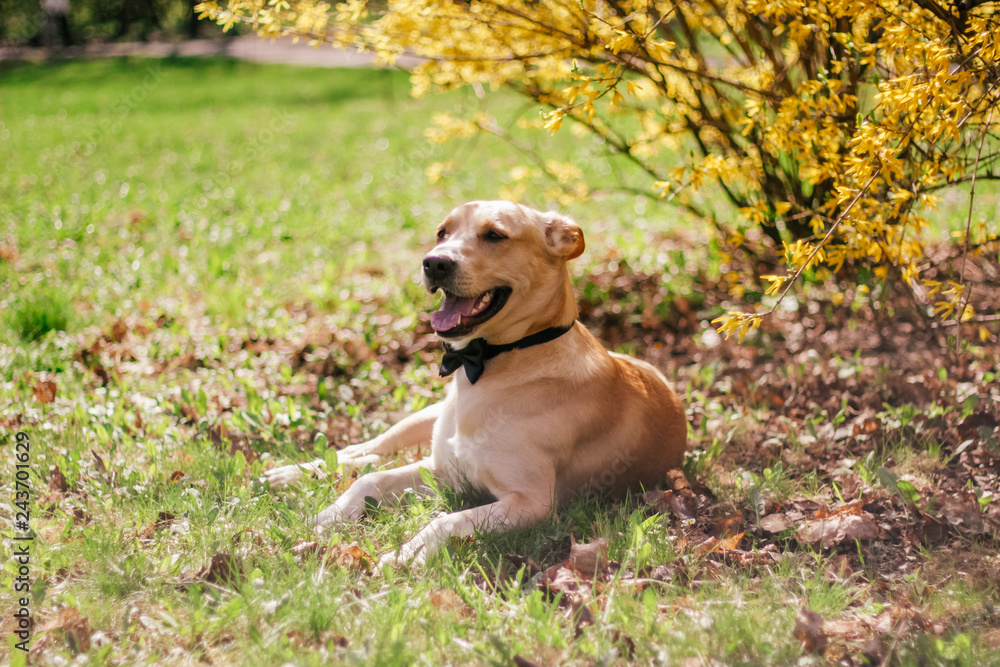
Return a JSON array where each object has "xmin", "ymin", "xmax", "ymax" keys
[{"xmin": 544, "ymin": 213, "xmax": 585, "ymax": 260}]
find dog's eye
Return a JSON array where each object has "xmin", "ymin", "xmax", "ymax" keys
[
  {"xmin": 436, "ymin": 228, "xmax": 447, "ymax": 241},
  {"xmin": 484, "ymin": 229, "xmax": 507, "ymax": 242}
]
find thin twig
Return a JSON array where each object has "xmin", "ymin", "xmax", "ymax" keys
[
  {"xmin": 955, "ymin": 104, "xmax": 994, "ymax": 354},
  {"xmin": 763, "ymin": 166, "xmax": 884, "ymax": 318},
  {"xmin": 930, "ymin": 312, "xmax": 1000, "ymax": 327}
]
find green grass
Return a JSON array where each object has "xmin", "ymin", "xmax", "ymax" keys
[
  {"xmin": 2, "ymin": 59, "xmax": 445, "ymax": 339},
  {"xmin": 0, "ymin": 57, "xmax": 688, "ymax": 341},
  {"xmin": 1, "ymin": 57, "xmax": 998, "ymax": 666},
  {"xmin": 5, "ymin": 286, "xmax": 73, "ymax": 342}
]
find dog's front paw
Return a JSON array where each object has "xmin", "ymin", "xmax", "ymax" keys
[
  {"xmin": 309, "ymin": 492, "xmax": 369, "ymax": 527},
  {"xmin": 309, "ymin": 504, "xmax": 347, "ymax": 528},
  {"xmin": 262, "ymin": 464, "xmax": 305, "ymax": 487},
  {"xmin": 336, "ymin": 443, "xmax": 372, "ymax": 461},
  {"xmin": 378, "ymin": 541, "xmax": 426, "ymax": 569},
  {"xmin": 339, "ymin": 454, "xmax": 382, "ymax": 474},
  {"xmin": 262, "ymin": 460, "xmax": 328, "ymax": 487}
]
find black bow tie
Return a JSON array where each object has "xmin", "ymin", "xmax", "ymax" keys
[{"xmin": 440, "ymin": 324, "xmax": 574, "ymax": 384}]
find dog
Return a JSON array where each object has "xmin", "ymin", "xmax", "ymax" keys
[{"xmin": 265, "ymin": 200, "xmax": 687, "ymax": 565}]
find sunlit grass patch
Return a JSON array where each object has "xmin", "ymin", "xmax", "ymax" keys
[{"xmin": 5, "ymin": 287, "xmax": 73, "ymax": 342}]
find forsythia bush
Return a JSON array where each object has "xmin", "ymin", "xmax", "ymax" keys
[{"xmin": 198, "ymin": 0, "xmax": 1000, "ymax": 341}]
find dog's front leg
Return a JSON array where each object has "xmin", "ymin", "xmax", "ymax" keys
[
  {"xmin": 264, "ymin": 401, "xmax": 444, "ymax": 487},
  {"xmin": 338, "ymin": 400, "xmax": 443, "ymax": 463},
  {"xmin": 311, "ymin": 459, "xmax": 438, "ymax": 527},
  {"xmin": 379, "ymin": 491, "xmax": 554, "ymax": 567}
]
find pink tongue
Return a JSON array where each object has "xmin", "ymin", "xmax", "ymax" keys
[{"xmin": 431, "ymin": 294, "xmax": 479, "ymax": 332}]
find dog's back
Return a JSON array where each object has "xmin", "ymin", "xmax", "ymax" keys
[{"xmin": 531, "ymin": 326, "xmax": 687, "ymax": 502}]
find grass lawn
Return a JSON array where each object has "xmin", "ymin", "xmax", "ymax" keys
[{"xmin": 1, "ymin": 57, "xmax": 999, "ymax": 666}]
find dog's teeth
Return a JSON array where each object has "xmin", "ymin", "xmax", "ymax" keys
[{"xmin": 470, "ymin": 293, "xmax": 491, "ymax": 315}]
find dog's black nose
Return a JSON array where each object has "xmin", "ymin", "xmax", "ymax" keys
[{"xmin": 423, "ymin": 256, "xmax": 455, "ymax": 282}]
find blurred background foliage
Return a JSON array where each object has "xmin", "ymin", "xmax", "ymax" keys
[{"xmin": 0, "ymin": 0, "xmax": 225, "ymax": 45}]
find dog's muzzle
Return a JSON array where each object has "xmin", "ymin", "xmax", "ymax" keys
[{"xmin": 422, "ymin": 255, "xmax": 455, "ymax": 288}]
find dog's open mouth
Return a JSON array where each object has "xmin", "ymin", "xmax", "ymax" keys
[{"xmin": 430, "ymin": 286, "xmax": 512, "ymax": 338}]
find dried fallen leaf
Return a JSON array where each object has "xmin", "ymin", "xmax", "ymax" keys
[
  {"xmin": 937, "ymin": 497, "xmax": 985, "ymax": 534},
  {"xmin": 139, "ymin": 511, "xmax": 176, "ymax": 542},
  {"xmin": 813, "ymin": 501, "xmax": 865, "ymax": 519},
  {"xmin": 958, "ymin": 411, "xmax": 999, "ymax": 442},
  {"xmin": 286, "ymin": 628, "xmax": 349, "ymax": 650},
  {"xmin": 199, "ymin": 553, "xmax": 241, "ymax": 586},
  {"xmin": 93, "ymin": 365, "xmax": 111, "ymax": 387},
  {"xmin": 180, "ymin": 403, "xmax": 200, "ymax": 424},
  {"xmin": 429, "ymin": 589, "xmax": 475, "ymax": 619},
  {"xmin": 331, "ymin": 542, "xmax": 373, "ymax": 572},
  {"xmin": 853, "ymin": 416, "xmax": 880, "ymax": 436},
  {"xmin": 48, "ymin": 466, "xmax": 69, "ymax": 493},
  {"xmin": 759, "ymin": 513, "xmax": 794, "ymax": 534},
  {"xmin": 537, "ymin": 537, "xmax": 618, "ymax": 615},
  {"xmin": 709, "ymin": 514, "xmax": 744, "ymax": 539},
  {"xmin": 644, "ymin": 490, "xmax": 697, "ymax": 522},
  {"xmin": 694, "ymin": 529, "xmax": 747, "ymax": 557},
  {"xmin": 38, "ymin": 607, "xmax": 90, "ymax": 653},
  {"xmin": 566, "ymin": 537, "xmax": 609, "ymax": 577},
  {"xmin": 822, "ymin": 618, "xmax": 859, "ymax": 637},
  {"xmin": 292, "ymin": 541, "xmax": 373, "ymax": 573},
  {"xmin": 715, "ymin": 543, "xmax": 781, "ymax": 567},
  {"xmin": 666, "ymin": 491, "xmax": 698, "ymax": 522},
  {"xmin": 37, "ymin": 491, "xmax": 63, "ymax": 512},
  {"xmin": 714, "ymin": 531, "xmax": 745, "ymax": 552},
  {"xmin": 33, "ymin": 379, "xmax": 57, "ymax": 404},
  {"xmin": 0, "ymin": 241, "xmax": 18, "ymax": 263},
  {"xmin": 229, "ymin": 435, "xmax": 259, "ymax": 464},
  {"xmin": 870, "ymin": 609, "xmax": 893, "ymax": 634},
  {"xmin": 826, "ymin": 554, "xmax": 856, "ymax": 581},
  {"xmin": 793, "ymin": 607, "xmax": 827, "ymax": 654},
  {"xmin": 786, "ymin": 499, "xmax": 824, "ymax": 515},
  {"xmin": 649, "ymin": 561, "xmax": 687, "ymax": 583},
  {"xmin": 796, "ymin": 513, "xmax": 879, "ymax": 549},
  {"xmin": 110, "ymin": 319, "xmax": 128, "ymax": 343}
]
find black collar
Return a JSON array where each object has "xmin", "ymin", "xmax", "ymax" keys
[{"xmin": 440, "ymin": 323, "xmax": 575, "ymax": 384}]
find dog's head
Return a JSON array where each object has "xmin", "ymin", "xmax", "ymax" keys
[{"xmin": 423, "ymin": 200, "xmax": 584, "ymax": 345}]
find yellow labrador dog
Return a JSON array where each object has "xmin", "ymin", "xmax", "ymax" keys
[{"xmin": 265, "ymin": 201, "xmax": 686, "ymax": 565}]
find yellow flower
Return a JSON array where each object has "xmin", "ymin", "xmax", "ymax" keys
[{"xmin": 761, "ymin": 274, "xmax": 788, "ymax": 297}]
